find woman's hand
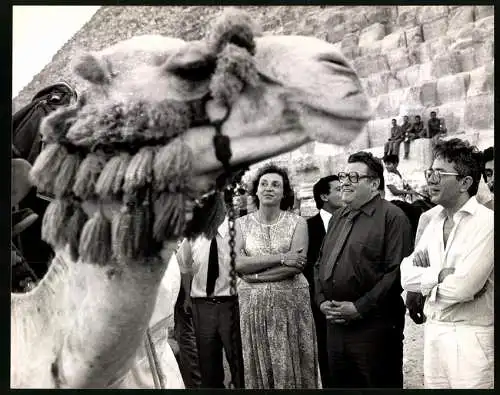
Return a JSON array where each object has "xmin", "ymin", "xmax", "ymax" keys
[{"xmin": 282, "ymin": 248, "xmax": 307, "ymax": 271}]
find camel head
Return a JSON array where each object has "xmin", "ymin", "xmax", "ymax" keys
[{"xmin": 29, "ymin": 8, "xmax": 371, "ymax": 265}]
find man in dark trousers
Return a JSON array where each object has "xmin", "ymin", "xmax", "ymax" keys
[
  {"xmin": 384, "ymin": 118, "xmax": 404, "ymax": 157},
  {"xmin": 305, "ymin": 175, "xmax": 343, "ymax": 387},
  {"xmin": 176, "ymin": 192, "xmax": 244, "ymax": 388},
  {"xmin": 314, "ymin": 151, "xmax": 412, "ymax": 388}
]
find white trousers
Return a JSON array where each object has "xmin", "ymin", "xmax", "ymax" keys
[{"xmin": 424, "ymin": 320, "xmax": 494, "ymax": 389}]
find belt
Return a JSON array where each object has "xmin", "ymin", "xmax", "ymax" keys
[{"xmin": 192, "ymin": 296, "xmax": 237, "ymax": 304}]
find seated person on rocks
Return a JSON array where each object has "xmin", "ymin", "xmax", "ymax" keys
[
  {"xmin": 425, "ymin": 111, "xmax": 446, "ymax": 140},
  {"xmin": 402, "ymin": 115, "xmax": 421, "ymax": 160},
  {"xmin": 383, "ymin": 154, "xmax": 417, "ymax": 203},
  {"xmin": 412, "ymin": 115, "xmax": 425, "ymax": 138},
  {"xmin": 384, "ymin": 118, "xmax": 404, "ymax": 157}
]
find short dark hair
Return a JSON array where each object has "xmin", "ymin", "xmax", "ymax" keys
[
  {"xmin": 383, "ymin": 154, "xmax": 399, "ymax": 166},
  {"xmin": 347, "ymin": 151, "xmax": 385, "ymax": 191},
  {"xmin": 482, "ymin": 146, "xmax": 494, "ymax": 182},
  {"xmin": 430, "ymin": 111, "xmax": 437, "ymax": 115},
  {"xmin": 313, "ymin": 175, "xmax": 340, "ymax": 209},
  {"xmin": 391, "ymin": 118, "xmax": 396, "ymax": 122},
  {"xmin": 415, "ymin": 115, "xmax": 421, "ymax": 119},
  {"xmin": 251, "ymin": 163, "xmax": 294, "ymax": 210},
  {"xmin": 432, "ymin": 138, "xmax": 483, "ymax": 196}
]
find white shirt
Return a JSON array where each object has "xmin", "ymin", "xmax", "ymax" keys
[
  {"xmin": 176, "ymin": 218, "xmax": 237, "ymax": 298},
  {"xmin": 384, "ymin": 169, "xmax": 407, "ymax": 202},
  {"xmin": 319, "ymin": 208, "xmax": 332, "ymax": 232},
  {"xmin": 400, "ymin": 197, "xmax": 494, "ymax": 326}
]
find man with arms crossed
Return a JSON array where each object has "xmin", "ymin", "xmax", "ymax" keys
[{"xmin": 400, "ymin": 138, "xmax": 494, "ymax": 389}]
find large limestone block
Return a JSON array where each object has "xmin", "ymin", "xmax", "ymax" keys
[
  {"xmin": 344, "ymin": 8, "xmax": 371, "ymax": 33},
  {"xmin": 399, "ymin": 103, "xmax": 426, "ymax": 119},
  {"xmin": 464, "ymin": 94, "xmax": 494, "ymax": 130},
  {"xmin": 340, "ymin": 32, "xmax": 361, "ymax": 60},
  {"xmin": 418, "ymin": 62, "xmax": 434, "ymax": 83},
  {"xmin": 324, "ymin": 9, "xmax": 347, "ymax": 27},
  {"xmin": 474, "ymin": 16, "xmax": 495, "ymax": 37},
  {"xmin": 430, "ymin": 51, "xmax": 462, "ymax": 78},
  {"xmin": 397, "ymin": 137, "xmax": 434, "ymax": 168},
  {"xmin": 358, "ymin": 23, "xmax": 386, "ymax": 48},
  {"xmin": 474, "ymin": 38, "xmax": 494, "ymax": 66},
  {"xmin": 467, "ymin": 63, "xmax": 494, "ymax": 97},
  {"xmin": 457, "ymin": 47, "xmax": 479, "ymax": 72},
  {"xmin": 341, "ymin": 32, "xmax": 359, "ymax": 48},
  {"xmin": 396, "ymin": 64, "xmax": 421, "ymax": 87},
  {"xmin": 374, "ymin": 89, "xmax": 405, "ymax": 118},
  {"xmin": 405, "ymin": 25, "xmax": 424, "ymax": 47},
  {"xmin": 325, "ymin": 24, "xmax": 346, "ymax": 44},
  {"xmin": 447, "ymin": 21, "xmax": 475, "ymax": 40},
  {"xmin": 365, "ymin": 6, "xmax": 397, "ymax": 26},
  {"xmin": 352, "ymin": 54, "xmax": 390, "ymax": 78},
  {"xmin": 387, "ymin": 47, "xmax": 413, "ymax": 72},
  {"xmin": 434, "ymin": 100, "xmax": 467, "ymax": 134},
  {"xmin": 418, "ymin": 37, "xmax": 453, "ymax": 63},
  {"xmin": 397, "ymin": 6, "xmax": 419, "ymax": 27},
  {"xmin": 360, "ymin": 41, "xmax": 383, "ymax": 57},
  {"xmin": 447, "ymin": 6, "xmax": 475, "ymax": 29},
  {"xmin": 380, "ymin": 30, "xmax": 407, "ymax": 52},
  {"xmin": 436, "ymin": 72, "xmax": 471, "ymax": 105},
  {"xmin": 366, "ymin": 117, "xmax": 393, "ymax": 147},
  {"xmin": 417, "ymin": 6, "xmax": 449, "ymax": 24},
  {"xmin": 363, "ymin": 71, "xmax": 401, "ymax": 96},
  {"xmin": 475, "ymin": 5, "xmax": 494, "ymax": 20},
  {"xmin": 422, "ymin": 16, "xmax": 449, "ymax": 41},
  {"xmin": 420, "ymin": 81, "xmax": 438, "ymax": 107}
]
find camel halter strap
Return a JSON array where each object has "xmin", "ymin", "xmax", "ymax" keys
[{"xmin": 144, "ymin": 104, "xmax": 240, "ymax": 390}]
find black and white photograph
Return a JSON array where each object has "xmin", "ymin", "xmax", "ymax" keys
[{"xmin": 11, "ymin": 4, "xmax": 494, "ymax": 389}]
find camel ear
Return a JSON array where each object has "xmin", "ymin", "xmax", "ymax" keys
[
  {"xmin": 163, "ymin": 42, "xmax": 216, "ymax": 81},
  {"xmin": 12, "ymin": 159, "xmax": 33, "ymax": 207},
  {"xmin": 72, "ymin": 52, "xmax": 111, "ymax": 85}
]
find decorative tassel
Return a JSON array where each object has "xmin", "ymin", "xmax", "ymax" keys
[
  {"xmin": 206, "ymin": 8, "xmax": 258, "ymax": 55},
  {"xmin": 41, "ymin": 199, "xmax": 72, "ymax": 248},
  {"xmin": 153, "ymin": 193, "xmax": 185, "ymax": 242},
  {"xmin": 65, "ymin": 105, "xmax": 101, "ymax": 147},
  {"xmin": 53, "ymin": 153, "xmax": 82, "ymax": 198},
  {"xmin": 73, "ymin": 152, "xmax": 107, "ymax": 200},
  {"xmin": 61, "ymin": 201, "xmax": 88, "ymax": 261},
  {"xmin": 95, "ymin": 153, "xmax": 132, "ymax": 200},
  {"xmin": 112, "ymin": 203, "xmax": 152, "ymax": 260},
  {"xmin": 30, "ymin": 144, "xmax": 68, "ymax": 194},
  {"xmin": 210, "ymin": 43, "xmax": 259, "ymax": 106},
  {"xmin": 78, "ymin": 210, "xmax": 112, "ymax": 265},
  {"xmin": 123, "ymin": 147, "xmax": 155, "ymax": 196},
  {"xmin": 40, "ymin": 105, "xmax": 80, "ymax": 144},
  {"xmin": 153, "ymin": 139, "xmax": 193, "ymax": 192}
]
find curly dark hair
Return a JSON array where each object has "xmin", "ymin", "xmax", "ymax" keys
[
  {"xmin": 482, "ymin": 146, "xmax": 494, "ymax": 183},
  {"xmin": 432, "ymin": 138, "xmax": 483, "ymax": 196},
  {"xmin": 383, "ymin": 154, "xmax": 399, "ymax": 166},
  {"xmin": 313, "ymin": 175, "xmax": 339, "ymax": 209},
  {"xmin": 250, "ymin": 163, "xmax": 294, "ymax": 210},
  {"xmin": 347, "ymin": 151, "xmax": 385, "ymax": 191}
]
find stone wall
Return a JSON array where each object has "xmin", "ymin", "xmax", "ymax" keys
[{"xmin": 13, "ymin": 5, "xmax": 494, "ymax": 215}]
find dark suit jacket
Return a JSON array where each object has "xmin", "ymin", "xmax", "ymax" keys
[{"xmin": 305, "ymin": 213, "xmax": 326, "ymax": 291}]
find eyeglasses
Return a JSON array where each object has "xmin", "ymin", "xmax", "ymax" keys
[
  {"xmin": 338, "ymin": 172, "xmax": 373, "ymax": 184},
  {"xmin": 484, "ymin": 169, "xmax": 494, "ymax": 178},
  {"xmin": 424, "ymin": 169, "xmax": 460, "ymax": 183}
]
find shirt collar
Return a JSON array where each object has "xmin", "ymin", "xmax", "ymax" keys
[
  {"xmin": 319, "ymin": 209, "xmax": 332, "ymax": 228},
  {"xmin": 435, "ymin": 196, "xmax": 479, "ymax": 220},
  {"xmin": 217, "ymin": 217, "xmax": 229, "ymax": 238},
  {"xmin": 340, "ymin": 194, "xmax": 380, "ymax": 218}
]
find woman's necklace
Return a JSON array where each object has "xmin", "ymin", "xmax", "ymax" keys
[{"xmin": 257, "ymin": 210, "xmax": 283, "ymax": 226}]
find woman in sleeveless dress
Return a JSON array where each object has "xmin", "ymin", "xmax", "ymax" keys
[{"xmin": 234, "ymin": 164, "xmax": 321, "ymax": 389}]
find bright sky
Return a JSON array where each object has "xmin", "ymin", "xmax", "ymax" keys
[{"xmin": 12, "ymin": 6, "xmax": 101, "ymax": 98}]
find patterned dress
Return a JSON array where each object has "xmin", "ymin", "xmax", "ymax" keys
[{"xmin": 237, "ymin": 211, "xmax": 321, "ymax": 389}]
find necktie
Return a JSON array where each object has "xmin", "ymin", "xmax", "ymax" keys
[{"xmin": 206, "ymin": 237, "xmax": 219, "ymax": 297}]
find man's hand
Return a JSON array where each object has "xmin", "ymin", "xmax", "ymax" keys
[
  {"xmin": 320, "ymin": 300, "xmax": 340, "ymax": 321},
  {"xmin": 325, "ymin": 300, "xmax": 361, "ymax": 324},
  {"xmin": 413, "ymin": 249, "xmax": 430, "ymax": 267},
  {"xmin": 438, "ymin": 267, "xmax": 455, "ymax": 283}
]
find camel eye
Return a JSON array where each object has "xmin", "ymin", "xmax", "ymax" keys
[{"xmin": 170, "ymin": 59, "xmax": 216, "ymax": 82}]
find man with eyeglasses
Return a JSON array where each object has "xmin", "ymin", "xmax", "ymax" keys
[
  {"xmin": 400, "ymin": 138, "xmax": 493, "ymax": 389},
  {"xmin": 482, "ymin": 146, "xmax": 493, "ymax": 210},
  {"xmin": 314, "ymin": 152, "xmax": 412, "ymax": 388}
]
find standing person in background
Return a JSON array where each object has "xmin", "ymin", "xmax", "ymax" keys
[
  {"xmin": 315, "ymin": 152, "xmax": 412, "ymax": 388},
  {"xmin": 176, "ymin": 192, "xmax": 244, "ymax": 389},
  {"xmin": 384, "ymin": 119, "xmax": 404, "ymax": 157},
  {"xmin": 234, "ymin": 164, "xmax": 320, "ymax": 389},
  {"xmin": 402, "ymin": 115, "xmax": 421, "ymax": 160},
  {"xmin": 401, "ymin": 139, "xmax": 493, "ymax": 389},
  {"xmin": 306, "ymin": 175, "xmax": 344, "ymax": 387},
  {"xmin": 482, "ymin": 146, "xmax": 494, "ymax": 210}
]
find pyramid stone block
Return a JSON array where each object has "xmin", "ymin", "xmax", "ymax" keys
[
  {"xmin": 397, "ymin": 6, "xmax": 419, "ymax": 27},
  {"xmin": 434, "ymin": 100, "xmax": 467, "ymax": 134},
  {"xmin": 387, "ymin": 47, "xmax": 414, "ymax": 72},
  {"xmin": 448, "ymin": 6, "xmax": 475, "ymax": 28},
  {"xmin": 418, "ymin": 6, "xmax": 449, "ymax": 24},
  {"xmin": 353, "ymin": 54, "xmax": 390, "ymax": 77},
  {"xmin": 430, "ymin": 51, "xmax": 462, "ymax": 78},
  {"xmin": 464, "ymin": 94, "xmax": 494, "ymax": 130},
  {"xmin": 420, "ymin": 81, "xmax": 438, "ymax": 106},
  {"xmin": 405, "ymin": 25, "xmax": 424, "ymax": 46},
  {"xmin": 436, "ymin": 72, "xmax": 470, "ymax": 105},
  {"xmin": 358, "ymin": 23, "xmax": 386, "ymax": 48},
  {"xmin": 475, "ymin": 6, "xmax": 494, "ymax": 20},
  {"xmin": 380, "ymin": 30, "xmax": 407, "ymax": 52},
  {"xmin": 467, "ymin": 63, "xmax": 494, "ymax": 97},
  {"xmin": 396, "ymin": 64, "xmax": 421, "ymax": 87},
  {"xmin": 422, "ymin": 16, "xmax": 449, "ymax": 41}
]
